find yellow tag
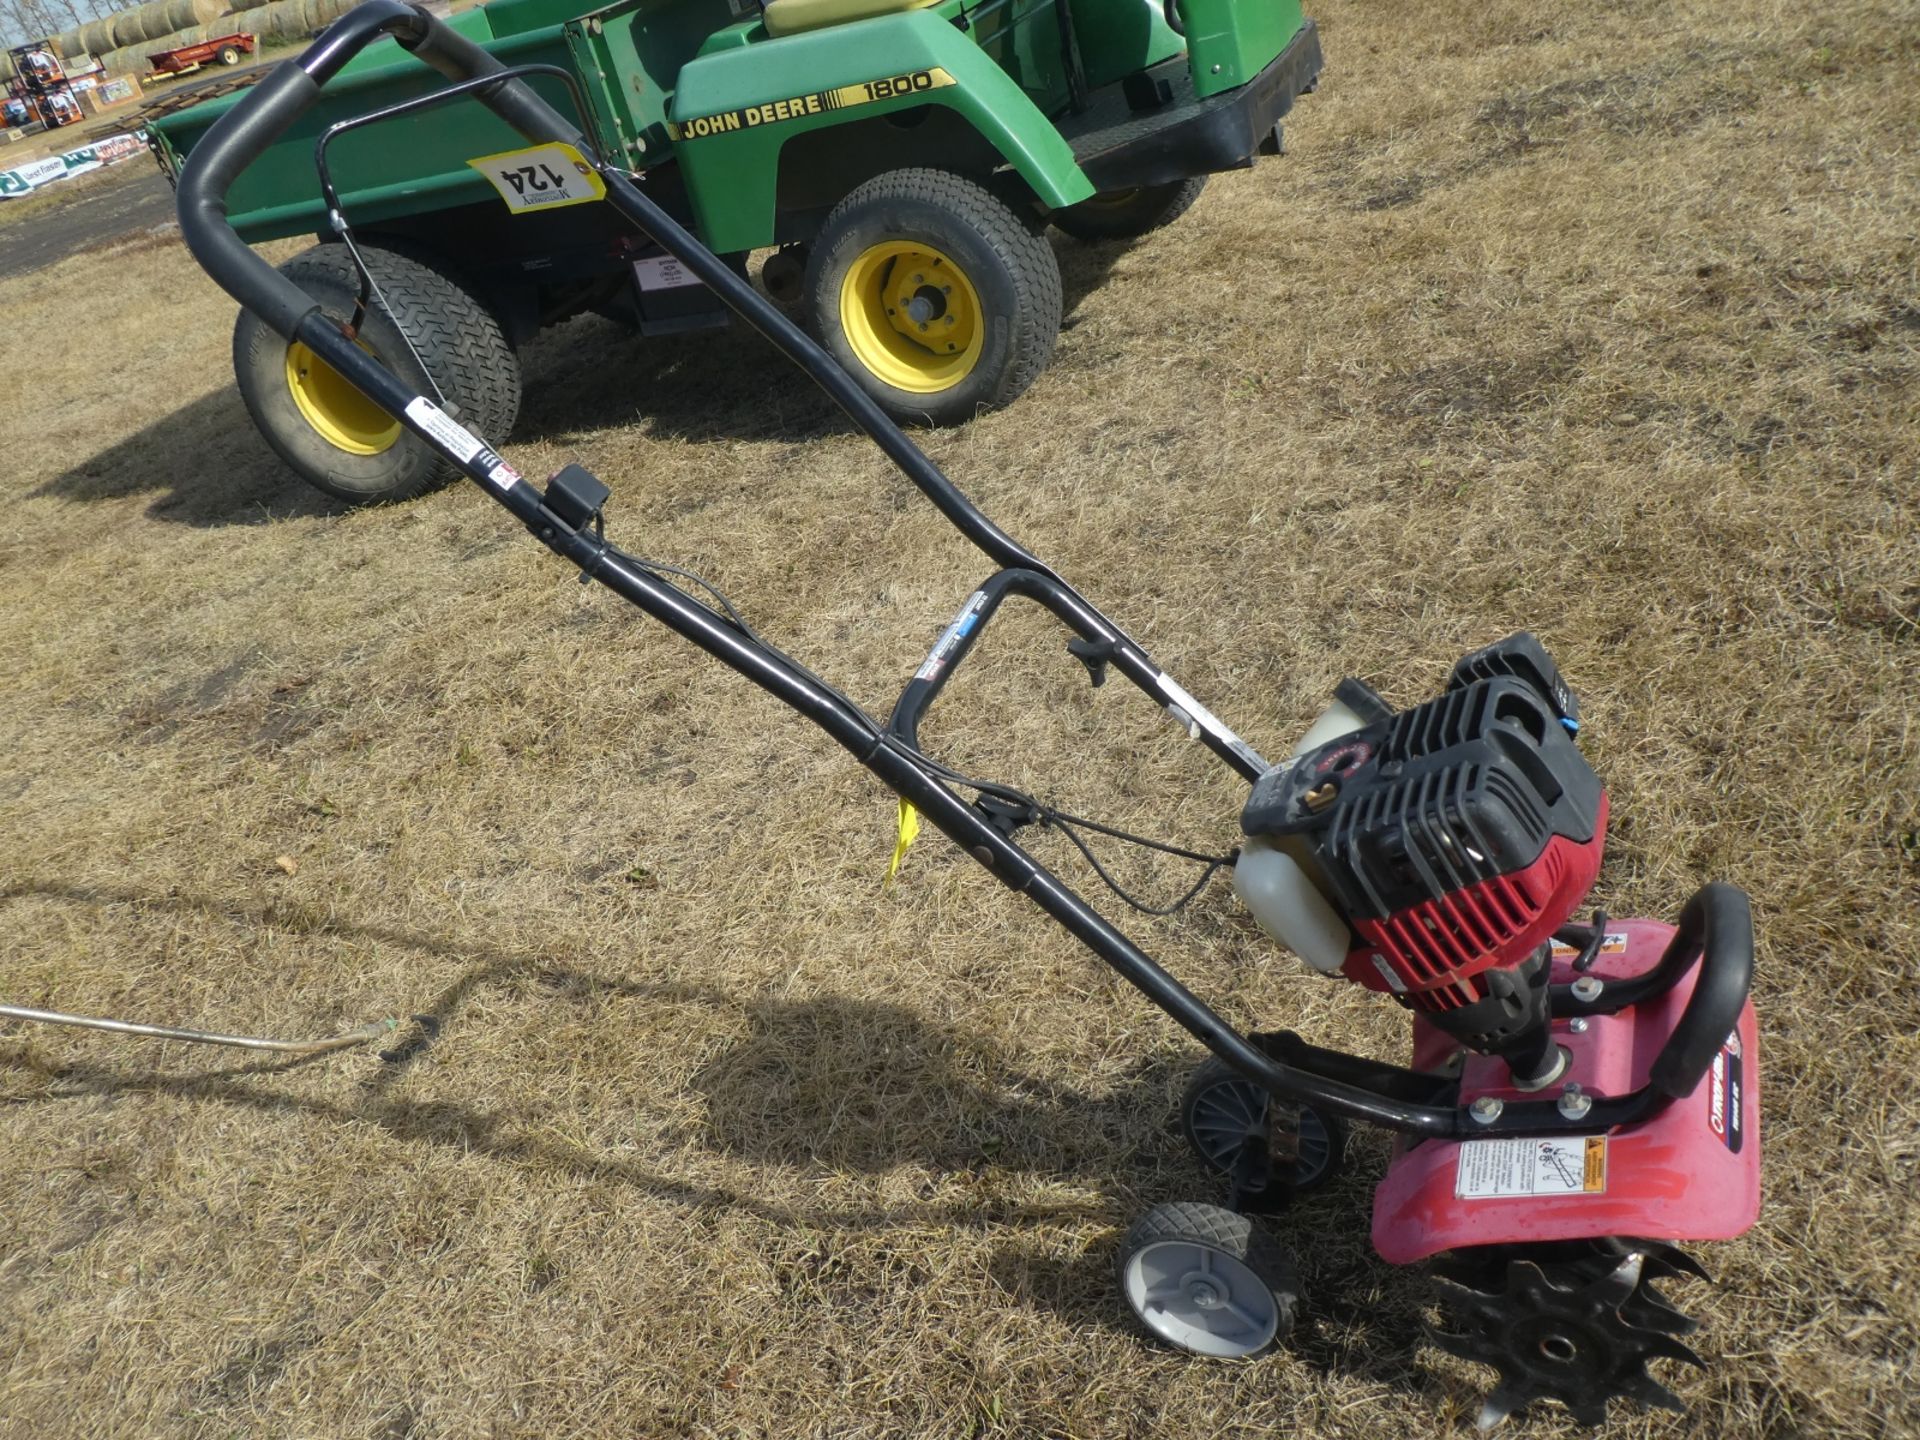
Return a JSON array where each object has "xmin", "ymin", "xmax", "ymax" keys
[
  {"xmin": 467, "ymin": 142, "xmax": 606, "ymax": 214},
  {"xmin": 886, "ymin": 799, "xmax": 921, "ymax": 883}
]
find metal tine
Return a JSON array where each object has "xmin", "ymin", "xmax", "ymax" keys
[
  {"xmin": 1568, "ymin": 1396, "xmax": 1610, "ymax": 1427},
  {"xmin": 1624, "ymin": 1285, "xmax": 1699, "ymax": 1335},
  {"xmin": 1432, "ymin": 1276, "xmax": 1504, "ymax": 1318},
  {"xmin": 1586, "ymin": 1251, "xmax": 1647, "ymax": 1309},
  {"xmin": 1636, "ymin": 1238, "xmax": 1711, "ymax": 1282},
  {"xmin": 1642, "ymin": 1333, "xmax": 1708, "ymax": 1369},
  {"xmin": 1504, "ymin": 1258, "xmax": 1563, "ymax": 1296},
  {"xmin": 1430, "ymin": 1330, "xmax": 1481, "ymax": 1361},
  {"xmin": 1629, "ymin": 1370, "xmax": 1689, "ymax": 1413},
  {"xmin": 1474, "ymin": 1386, "xmax": 1522, "ymax": 1432}
]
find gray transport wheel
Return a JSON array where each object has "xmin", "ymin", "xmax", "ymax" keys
[
  {"xmin": 1118, "ymin": 1201, "xmax": 1300, "ymax": 1359},
  {"xmin": 1180, "ymin": 1055, "xmax": 1347, "ymax": 1192}
]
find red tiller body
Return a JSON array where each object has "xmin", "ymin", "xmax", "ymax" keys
[{"xmin": 1370, "ymin": 918, "xmax": 1762, "ymax": 1264}]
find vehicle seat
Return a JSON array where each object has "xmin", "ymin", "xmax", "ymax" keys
[{"xmin": 761, "ymin": 0, "xmax": 942, "ymax": 39}]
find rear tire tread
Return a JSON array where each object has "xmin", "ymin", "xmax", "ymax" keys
[
  {"xmin": 803, "ymin": 167, "xmax": 1062, "ymax": 425},
  {"xmin": 233, "ymin": 241, "xmax": 520, "ymax": 505}
]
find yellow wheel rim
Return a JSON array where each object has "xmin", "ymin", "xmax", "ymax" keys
[
  {"xmin": 838, "ymin": 241, "xmax": 984, "ymax": 394},
  {"xmin": 285, "ymin": 337, "xmax": 402, "ymax": 456}
]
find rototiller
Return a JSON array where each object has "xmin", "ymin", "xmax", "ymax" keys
[{"xmin": 170, "ymin": 4, "xmax": 1762, "ymax": 1424}]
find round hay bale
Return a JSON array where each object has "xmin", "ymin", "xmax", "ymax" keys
[
  {"xmin": 141, "ymin": 0, "xmax": 181, "ymax": 41},
  {"xmin": 0, "ymin": 52, "xmax": 13, "ymax": 83},
  {"xmin": 254, "ymin": 0, "xmax": 311, "ymax": 42},
  {"xmin": 228, "ymin": 0, "xmax": 272, "ymax": 11},
  {"xmin": 51, "ymin": 27, "xmax": 83, "ymax": 58},
  {"xmin": 111, "ymin": 9, "xmax": 151, "ymax": 49},
  {"xmin": 82, "ymin": 17, "xmax": 121, "ymax": 59},
  {"xmin": 309, "ymin": 0, "xmax": 357, "ymax": 29},
  {"xmin": 132, "ymin": 1, "xmax": 173, "ymax": 44}
]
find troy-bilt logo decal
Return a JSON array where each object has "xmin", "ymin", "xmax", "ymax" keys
[
  {"xmin": 1709, "ymin": 1029, "xmax": 1744, "ymax": 1152},
  {"xmin": 668, "ymin": 68, "xmax": 957, "ymax": 141}
]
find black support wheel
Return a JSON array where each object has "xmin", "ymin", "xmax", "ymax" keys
[
  {"xmin": 1180, "ymin": 1055, "xmax": 1347, "ymax": 1193},
  {"xmin": 1118, "ymin": 1201, "xmax": 1300, "ymax": 1359},
  {"xmin": 1052, "ymin": 176, "xmax": 1208, "ymax": 242},
  {"xmin": 217, "ymin": 44, "xmax": 241, "ymax": 65},
  {"xmin": 232, "ymin": 242, "xmax": 520, "ymax": 506},
  {"xmin": 803, "ymin": 168, "xmax": 1062, "ymax": 426}
]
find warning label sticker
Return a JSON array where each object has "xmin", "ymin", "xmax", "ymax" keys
[
  {"xmin": 1456, "ymin": 1136, "xmax": 1607, "ymax": 1199},
  {"xmin": 1551, "ymin": 931, "xmax": 1629, "ymax": 959},
  {"xmin": 404, "ymin": 397, "xmax": 484, "ymax": 464}
]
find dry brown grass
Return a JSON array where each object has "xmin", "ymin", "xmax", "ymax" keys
[{"xmin": 1, "ymin": 0, "xmax": 1916, "ymax": 1435}]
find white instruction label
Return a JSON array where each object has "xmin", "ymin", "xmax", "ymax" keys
[
  {"xmin": 467, "ymin": 142, "xmax": 606, "ymax": 214},
  {"xmin": 404, "ymin": 397, "xmax": 485, "ymax": 464},
  {"xmin": 1456, "ymin": 1136, "xmax": 1607, "ymax": 1199},
  {"xmin": 633, "ymin": 254, "xmax": 702, "ymax": 292}
]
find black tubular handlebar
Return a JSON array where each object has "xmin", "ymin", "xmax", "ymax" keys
[
  {"xmin": 1646, "ymin": 881, "xmax": 1755, "ymax": 1098},
  {"xmin": 1552, "ymin": 880, "xmax": 1754, "ymax": 1099},
  {"xmin": 177, "ymin": 0, "xmax": 584, "ymax": 340}
]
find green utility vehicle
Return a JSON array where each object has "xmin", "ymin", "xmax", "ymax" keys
[{"xmin": 151, "ymin": 0, "xmax": 1321, "ymax": 502}]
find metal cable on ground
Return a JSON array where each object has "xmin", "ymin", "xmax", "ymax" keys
[{"xmin": 0, "ymin": 1004, "xmax": 398, "ymax": 1055}]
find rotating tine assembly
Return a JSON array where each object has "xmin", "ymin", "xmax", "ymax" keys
[{"xmin": 170, "ymin": 4, "xmax": 1764, "ymax": 1426}]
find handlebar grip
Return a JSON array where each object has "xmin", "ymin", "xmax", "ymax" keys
[
  {"xmin": 177, "ymin": 0, "xmax": 592, "ymax": 338},
  {"xmin": 177, "ymin": 62, "xmax": 328, "ymax": 336},
  {"xmin": 1647, "ymin": 881, "xmax": 1754, "ymax": 1099}
]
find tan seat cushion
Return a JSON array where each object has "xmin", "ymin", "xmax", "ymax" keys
[{"xmin": 762, "ymin": 0, "xmax": 942, "ymax": 39}]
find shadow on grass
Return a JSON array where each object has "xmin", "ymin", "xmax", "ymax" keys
[
  {"xmin": 0, "ymin": 878, "xmax": 1438, "ymax": 1403},
  {"xmin": 29, "ymin": 385, "xmax": 340, "ymax": 528},
  {"xmin": 32, "ymin": 234, "xmax": 1128, "ymax": 526}
]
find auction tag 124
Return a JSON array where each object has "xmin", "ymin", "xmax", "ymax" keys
[{"xmin": 468, "ymin": 142, "xmax": 606, "ymax": 214}]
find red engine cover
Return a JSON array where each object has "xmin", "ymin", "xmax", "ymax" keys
[
  {"xmin": 1370, "ymin": 917, "xmax": 1761, "ymax": 1263},
  {"xmin": 1342, "ymin": 794, "xmax": 1609, "ymax": 1003}
]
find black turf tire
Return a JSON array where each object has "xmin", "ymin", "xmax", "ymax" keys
[
  {"xmin": 1052, "ymin": 177, "xmax": 1208, "ymax": 242},
  {"xmin": 217, "ymin": 45, "xmax": 241, "ymax": 65},
  {"xmin": 232, "ymin": 242, "xmax": 520, "ymax": 506},
  {"xmin": 803, "ymin": 168, "xmax": 1062, "ymax": 426},
  {"xmin": 1117, "ymin": 1201, "xmax": 1301, "ymax": 1358},
  {"xmin": 1179, "ymin": 1055, "xmax": 1348, "ymax": 1193}
]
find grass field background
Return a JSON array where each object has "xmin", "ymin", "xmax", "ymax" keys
[{"xmin": 1, "ymin": 0, "xmax": 1915, "ymax": 1435}]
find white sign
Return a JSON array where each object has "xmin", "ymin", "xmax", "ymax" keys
[
  {"xmin": 0, "ymin": 129, "xmax": 148, "ymax": 199},
  {"xmin": 632, "ymin": 254, "xmax": 701, "ymax": 292},
  {"xmin": 0, "ymin": 156, "xmax": 70, "ymax": 196}
]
